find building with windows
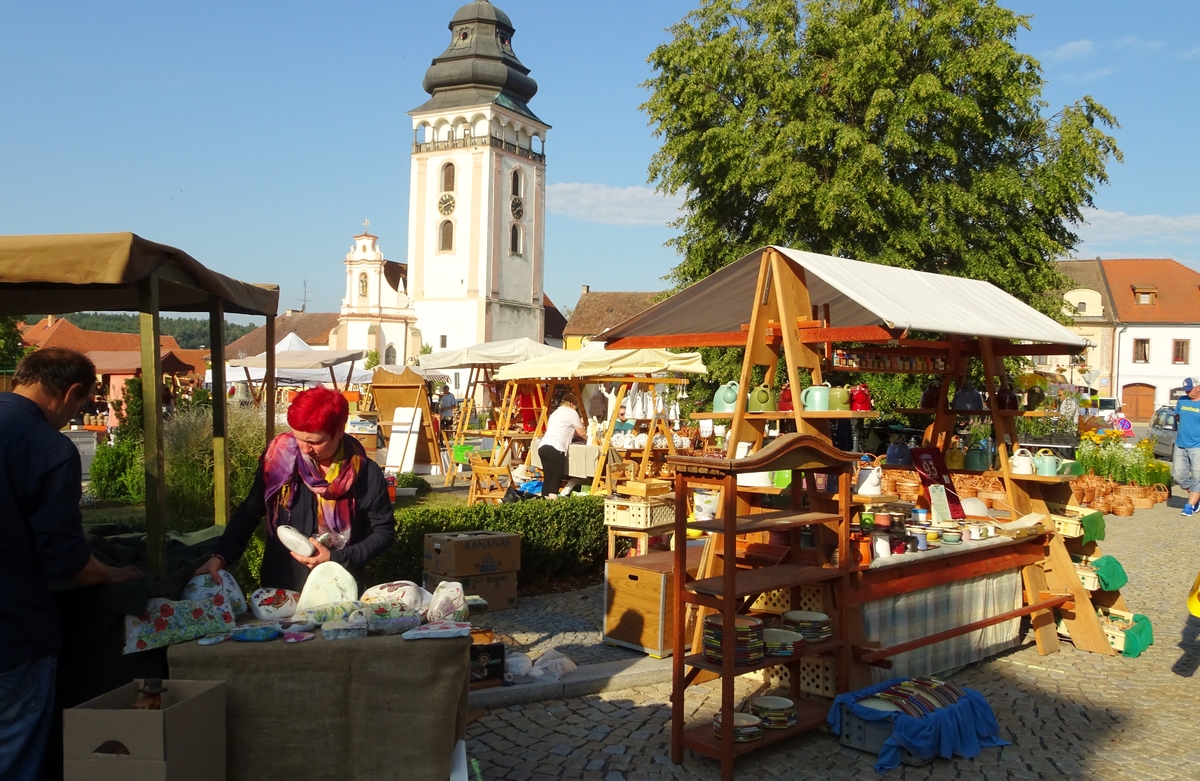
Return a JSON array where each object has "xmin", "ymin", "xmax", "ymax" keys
[
  {"xmin": 1038, "ymin": 258, "xmax": 1200, "ymax": 421},
  {"xmin": 405, "ymin": 0, "xmax": 549, "ymax": 356}
]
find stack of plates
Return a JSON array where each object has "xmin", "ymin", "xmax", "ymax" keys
[
  {"xmin": 712, "ymin": 711, "xmax": 764, "ymax": 742},
  {"xmin": 762, "ymin": 628, "xmax": 806, "ymax": 657},
  {"xmin": 750, "ymin": 696, "xmax": 798, "ymax": 729},
  {"xmin": 702, "ymin": 614, "xmax": 765, "ymax": 665},
  {"xmin": 782, "ymin": 610, "xmax": 833, "ymax": 641}
]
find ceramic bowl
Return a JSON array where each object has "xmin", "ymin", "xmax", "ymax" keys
[
  {"xmin": 277, "ymin": 525, "xmax": 315, "ymax": 557},
  {"xmin": 941, "ymin": 531, "xmax": 963, "ymax": 543}
]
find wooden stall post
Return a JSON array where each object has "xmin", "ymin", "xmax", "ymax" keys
[
  {"xmin": 209, "ymin": 297, "xmax": 230, "ymax": 526},
  {"xmin": 139, "ymin": 271, "xmax": 167, "ymax": 577},
  {"xmin": 264, "ymin": 315, "xmax": 276, "ymax": 442}
]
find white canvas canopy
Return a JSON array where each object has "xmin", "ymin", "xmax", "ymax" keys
[
  {"xmin": 493, "ymin": 348, "xmax": 707, "ymax": 380},
  {"xmin": 600, "ymin": 246, "xmax": 1088, "ymax": 347},
  {"xmin": 418, "ymin": 337, "xmax": 563, "ymax": 370},
  {"xmin": 230, "ymin": 347, "xmax": 365, "ymax": 370},
  {"xmin": 207, "ymin": 336, "xmax": 372, "ymax": 387}
]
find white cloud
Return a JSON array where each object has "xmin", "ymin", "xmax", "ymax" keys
[
  {"xmin": 1183, "ymin": 46, "xmax": 1200, "ymax": 60},
  {"xmin": 1062, "ymin": 67, "xmax": 1115, "ymax": 83},
  {"xmin": 1115, "ymin": 36, "xmax": 1163, "ymax": 52},
  {"xmin": 1044, "ymin": 40, "xmax": 1095, "ymax": 62},
  {"xmin": 1077, "ymin": 208, "xmax": 1200, "ymax": 246},
  {"xmin": 546, "ymin": 183, "xmax": 683, "ymax": 227}
]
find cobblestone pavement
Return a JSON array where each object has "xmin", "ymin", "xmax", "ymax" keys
[
  {"xmin": 467, "ymin": 483, "xmax": 1200, "ymax": 780},
  {"xmin": 487, "ymin": 584, "xmax": 641, "ymax": 666}
]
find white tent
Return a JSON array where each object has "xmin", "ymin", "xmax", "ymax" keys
[
  {"xmin": 418, "ymin": 337, "xmax": 563, "ymax": 370},
  {"xmin": 600, "ymin": 245, "xmax": 1088, "ymax": 347},
  {"xmin": 230, "ymin": 348, "xmax": 366, "ymax": 370},
  {"xmin": 207, "ymin": 335, "xmax": 373, "ymax": 387},
  {"xmin": 494, "ymin": 348, "xmax": 707, "ymax": 380}
]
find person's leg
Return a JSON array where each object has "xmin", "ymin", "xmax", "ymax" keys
[
  {"xmin": 1175, "ymin": 446, "xmax": 1198, "ymax": 514},
  {"xmin": 539, "ymin": 445, "xmax": 565, "ymax": 497},
  {"xmin": 0, "ymin": 656, "xmax": 57, "ymax": 781},
  {"xmin": 1187, "ymin": 448, "xmax": 1200, "ymax": 510}
]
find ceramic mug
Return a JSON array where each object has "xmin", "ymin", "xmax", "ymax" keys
[
  {"xmin": 873, "ymin": 534, "xmax": 892, "ymax": 559},
  {"xmin": 912, "ymin": 508, "xmax": 928, "ymax": 523},
  {"xmin": 969, "ymin": 523, "xmax": 986, "ymax": 540},
  {"xmin": 874, "ymin": 512, "xmax": 892, "ymax": 529},
  {"xmin": 917, "ymin": 534, "xmax": 929, "ymax": 551},
  {"xmin": 860, "ymin": 512, "xmax": 875, "ymax": 530}
]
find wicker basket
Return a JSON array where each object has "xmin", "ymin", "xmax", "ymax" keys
[
  {"xmin": 1110, "ymin": 495, "xmax": 1134, "ymax": 516},
  {"xmin": 1115, "ymin": 482, "xmax": 1150, "ymax": 499},
  {"xmin": 1152, "ymin": 484, "xmax": 1169, "ymax": 504},
  {"xmin": 1090, "ymin": 495, "xmax": 1112, "ymax": 514},
  {"xmin": 956, "ymin": 486, "xmax": 979, "ymax": 499},
  {"xmin": 1132, "ymin": 495, "xmax": 1155, "ymax": 510}
]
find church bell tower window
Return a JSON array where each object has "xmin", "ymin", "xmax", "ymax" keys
[
  {"xmin": 511, "ymin": 169, "xmax": 522, "ymax": 197},
  {"xmin": 510, "ymin": 224, "xmax": 522, "ymax": 256},
  {"xmin": 358, "ymin": 272, "xmax": 368, "ymax": 298},
  {"xmin": 439, "ymin": 220, "xmax": 454, "ymax": 252},
  {"xmin": 442, "ymin": 162, "xmax": 455, "ymax": 192},
  {"xmin": 384, "ymin": 345, "xmax": 397, "ymax": 365}
]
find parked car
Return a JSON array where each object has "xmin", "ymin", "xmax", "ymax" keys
[
  {"xmin": 1147, "ymin": 405, "xmax": 1177, "ymax": 460},
  {"xmin": 1091, "ymin": 397, "xmax": 1119, "ymax": 422}
]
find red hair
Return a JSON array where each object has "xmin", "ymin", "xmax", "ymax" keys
[{"xmin": 287, "ymin": 386, "xmax": 349, "ymax": 437}]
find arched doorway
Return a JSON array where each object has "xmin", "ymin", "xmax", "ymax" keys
[{"xmin": 1121, "ymin": 383, "xmax": 1157, "ymax": 422}]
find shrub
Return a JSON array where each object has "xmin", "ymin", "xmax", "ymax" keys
[
  {"xmin": 88, "ymin": 437, "xmax": 145, "ymax": 504},
  {"xmin": 394, "ymin": 471, "xmax": 432, "ymax": 494},
  {"xmin": 365, "ymin": 494, "xmax": 606, "ymax": 588}
]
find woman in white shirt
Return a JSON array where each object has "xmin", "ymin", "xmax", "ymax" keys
[{"xmin": 539, "ymin": 393, "xmax": 585, "ymax": 497}]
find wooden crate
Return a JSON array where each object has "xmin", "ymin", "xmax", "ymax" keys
[
  {"xmin": 604, "ymin": 496, "xmax": 675, "ymax": 529},
  {"xmin": 604, "ymin": 544, "xmax": 703, "ymax": 658},
  {"xmin": 615, "ymin": 480, "xmax": 671, "ymax": 497}
]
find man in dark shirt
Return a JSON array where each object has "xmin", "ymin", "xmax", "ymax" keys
[{"xmin": 0, "ymin": 348, "xmax": 140, "ymax": 781}]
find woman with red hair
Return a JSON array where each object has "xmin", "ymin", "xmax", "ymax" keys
[{"xmin": 194, "ymin": 386, "xmax": 395, "ymax": 592}]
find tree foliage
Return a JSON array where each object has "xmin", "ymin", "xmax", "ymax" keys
[
  {"xmin": 0, "ymin": 316, "xmax": 28, "ymax": 370},
  {"xmin": 43, "ymin": 312, "xmax": 256, "ymax": 349},
  {"xmin": 643, "ymin": 0, "xmax": 1121, "ymax": 316}
]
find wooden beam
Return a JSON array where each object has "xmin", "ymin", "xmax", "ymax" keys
[
  {"xmin": 605, "ymin": 332, "xmax": 748, "ymax": 349},
  {"xmin": 209, "ymin": 297, "xmax": 229, "ymax": 526},
  {"xmin": 847, "ymin": 541, "xmax": 1044, "ymax": 605},
  {"xmin": 264, "ymin": 315, "xmax": 276, "ymax": 442},
  {"xmin": 798, "ymin": 326, "xmax": 905, "ymax": 344},
  {"xmin": 139, "ymin": 271, "xmax": 167, "ymax": 578}
]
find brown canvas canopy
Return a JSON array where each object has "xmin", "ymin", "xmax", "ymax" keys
[
  {"xmin": 88, "ymin": 350, "xmax": 193, "ymax": 376},
  {"xmin": 0, "ymin": 232, "xmax": 278, "ymax": 316}
]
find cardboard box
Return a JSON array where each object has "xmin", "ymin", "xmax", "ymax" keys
[
  {"xmin": 423, "ymin": 571, "xmax": 518, "ymax": 611},
  {"xmin": 63, "ymin": 679, "xmax": 226, "ymax": 781},
  {"xmin": 469, "ymin": 641, "xmax": 506, "ymax": 683},
  {"xmin": 423, "ymin": 530, "xmax": 521, "ymax": 577}
]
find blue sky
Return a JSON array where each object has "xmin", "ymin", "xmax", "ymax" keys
[{"xmin": 2, "ymin": 1, "xmax": 1198, "ymax": 323}]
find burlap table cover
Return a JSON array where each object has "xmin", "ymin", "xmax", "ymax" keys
[{"xmin": 169, "ymin": 632, "xmax": 470, "ymax": 781}]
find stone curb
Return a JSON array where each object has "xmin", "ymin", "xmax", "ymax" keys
[{"xmin": 468, "ymin": 655, "xmax": 673, "ymax": 709}]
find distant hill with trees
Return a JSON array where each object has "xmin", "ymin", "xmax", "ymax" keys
[{"xmin": 47, "ymin": 313, "xmax": 257, "ymax": 349}]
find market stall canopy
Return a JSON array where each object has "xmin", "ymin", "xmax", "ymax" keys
[
  {"xmin": 377, "ymin": 364, "xmax": 452, "ymax": 385},
  {"xmin": 600, "ymin": 246, "xmax": 1087, "ymax": 348},
  {"xmin": 0, "ymin": 232, "xmax": 278, "ymax": 316},
  {"xmin": 493, "ymin": 348, "xmax": 707, "ymax": 380},
  {"xmin": 88, "ymin": 350, "xmax": 193, "ymax": 376},
  {"xmin": 229, "ymin": 348, "xmax": 365, "ymax": 370},
  {"xmin": 418, "ymin": 337, "xmax": 562, "ymax": 370}
]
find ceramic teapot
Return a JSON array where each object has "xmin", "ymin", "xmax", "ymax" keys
[
  {"xmin": 747, "ymin": 384, "xmax": 777, "ymax": 412},
  {"xmin": 855, "ymin": 457, "xmax": 883, "ymax": 496},
  {"xmin": 829, "ymin": 385, "xmax": 852, "ymax": 411},
  {"xmin": 952, "ymin": 381, "xmax": 984, "ymax": 411},
  {"xmin": 1034, "ymin": 448, "xmax": 1063, "ymax": 476},
  {"xmin": 712, "ymin": 381, "xmax": 741, "ymax": 413},
  {"xmin": 801, "ymin": 382, "xmax": 831, "ymax": 411},
  {"xmin": 1010, "ymin": 447, "xmax": 1035, "ymax": 475},
  {"xmin": 849, "ymin": 384, "xmax": 873, "ymax": 411},
  {"xmin": 779, "ymin": 384, "xmax": 794, "ymax": 412},
  {"xmin": 943, "ymin": 445, "xmax": 966, "ymax": 470},
  {"xmin": 919, "ymin": 380, "xmax": 943, "ymax": 410},
  {"xmin": 886, "ymin": 438, "xmax": 913, "ymax": 467}
]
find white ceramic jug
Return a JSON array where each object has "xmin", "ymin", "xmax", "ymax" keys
[
  {"xmin": 855, "ymin": 463, "xmax": 883, "ymax": 496},
  {"xmin": 1010, "ymin": 447, "xmax": 1034, "ymax": 475}
]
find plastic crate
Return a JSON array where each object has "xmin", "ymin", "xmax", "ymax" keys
[
  {"xmin": 604, "ymin": 497, "xmax": 675, "ymax": 529},
  {"xmin": 452, "ymin": 444, "xmax": 477, "ymax": 464},
  {"xmin": 838, "ymin": 704, "xmax": 932, "ymax": 766}
]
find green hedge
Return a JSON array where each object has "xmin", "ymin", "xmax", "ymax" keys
[{"xmin": 365, "ymin": 495, "xmax": 606, "ymax": 588}]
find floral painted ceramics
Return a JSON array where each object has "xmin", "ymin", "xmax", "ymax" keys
[
  {"xmin": 277, "ymin": 525, "xmax": 315, "ymax": 557},
  {"xmin": 292, "ymin": 600, "xmax": 363, "ymax": 626},
  {"xmin": 231, "ymin": 624, "xmax": 282, "ymax": 642},
  {"xmin": 424, "ymin": 581, "xmax": 468, "ymax": 623},
  {"xmin": 123, "ymin": 597, "xmax": 234, "ymax": 654},
  {"xmin": 323, "ymin": 610, "xmax": 368, "ymax": 641},
  {"xmin": 181, "ymin": 570, "xmax": 248, "ymax": 616},
  {"xmin": 361, "ymin": 580, "xmax": 425, "ymax": 610},
  {"xmin": 249, "ymin": 588, "xmax": 300, "ymax": 621},
  {"xmin": 366, "ymin": 601, "xmax": 422, "ymax": 635},
  {"xmin": 402, "ymin": 621, "xmax": 473, "ymax": 640},
  {"xmin": 296, "ymin": 561, "xmax": 359, "ymax": 612}
]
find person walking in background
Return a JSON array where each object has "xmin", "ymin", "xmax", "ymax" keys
[
  {"xmin": 1174, "ymin": 377, "xmax": 1200, "ymax": 516},
  {"xmin": 438, "ymin": 384, "xmax": 457, "ymax": 428},
  {"xmin": 538, "ymin": 392, "xmax": 585, "ymax": 497},
  {"xmin": 0, "ymin": 348, "xmax": 141, "ymax": 781}
]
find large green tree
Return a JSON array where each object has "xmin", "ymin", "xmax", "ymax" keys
[{"xmin": 643, "ymin": 0, "xmax": 1121, "ymax": 314}]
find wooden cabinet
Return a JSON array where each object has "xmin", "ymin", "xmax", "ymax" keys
[
  {"xmin": 604, "ymin": 544, "xmax": 704, "ymax": 658},
  {"xmin": 667, "ymin": 435, "xmax": 856, "ymax": 780}
]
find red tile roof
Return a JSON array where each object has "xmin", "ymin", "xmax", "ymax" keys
[
  {"xmin": 564, "ymin": 291, "xmax": 660, "ymax": 338},
  {"xmin": 20, "ymin": 317, "xmax": 180, "ymax": 353},
  {"xmin": 1098, "ymin": 259, "xmax": 1200, "ymax": 323},
  {"xmin": 223, "ymin": 312, "xmax": 341, "ymax": 359}
]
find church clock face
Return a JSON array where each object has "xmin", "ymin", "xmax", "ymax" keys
[
  {"xmin": 510, "ymin": 196, "xmax": 524, "ymax": 220},
  {"xmin": 438, "ymin": 193, "xmax": 456, "ymax": 215}
]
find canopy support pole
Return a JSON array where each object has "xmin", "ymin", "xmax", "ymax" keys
[
  {"xmin": 139, "ymin": 271, "xmax": 167, "ymax": 578},
  {"xmin": 265, "ymin": 315, "xmax": 276, "ymax": 442},
  {"xmin": 209, "ymin": 297, "xmax": 229, "ymax": 526}
]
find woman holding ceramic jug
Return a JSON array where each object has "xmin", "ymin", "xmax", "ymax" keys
[{"xmin": 194, "ymin": 386, "xmax": 396, "ymax": 592}]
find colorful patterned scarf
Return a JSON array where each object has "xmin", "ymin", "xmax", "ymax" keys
[{"xmin": 262, "ymin": 432, "xmax": 365, "ymax": 550}]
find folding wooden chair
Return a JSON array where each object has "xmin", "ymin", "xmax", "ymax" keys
[{"xmin": 468, "ymin": 454, "xmax": 513, "ymax": 506}]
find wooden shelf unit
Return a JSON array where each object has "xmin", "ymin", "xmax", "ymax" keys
[{"xmin": 667, "ymin": 435, "xmax": 857, "ymax": 780}]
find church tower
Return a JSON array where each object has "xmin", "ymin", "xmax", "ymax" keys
[
  {"xmin": 406, "ymin": 0, "xmax": 549, "ymax": 352},
  {"xmin": 337, "ymin": 226, "xmax": 415, "ymax": 364}
]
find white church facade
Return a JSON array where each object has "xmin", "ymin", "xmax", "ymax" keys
[{"xmin": 333, "ymin": 0, "xmax": 548, "ymax": 365}]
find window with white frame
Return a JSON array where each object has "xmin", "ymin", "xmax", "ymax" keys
[
  {"xmin": 1133, "ymin": 339, "xmax": 1150, "ymax": 363},
  {"xmin": 1174, "ymin": 340, "xmax": 1189, "ymax": 364}
]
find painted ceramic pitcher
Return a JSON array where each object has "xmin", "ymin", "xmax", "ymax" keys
[
  {"xmin": 801, "ymin": 382, "xmax": 831, "ymax": 411},
  {"xmin": 829, "ymin": 385, "xmax": 851, "ymax": 411}
]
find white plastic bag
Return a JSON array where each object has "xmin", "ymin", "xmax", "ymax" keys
[
  {"xmin": 505, "ymin": 652, "xmax": 533, "ymax": 678},
  {"xmin": 529, "ymin": 649, "xmax": 577, "ymax": 680}
]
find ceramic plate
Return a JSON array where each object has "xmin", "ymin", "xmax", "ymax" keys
[
  {"xmin": 858, "ymin": 697, "xmax": 903, "ymax": 712},
  {"xmin": 713, "ymin": 712, "xmax": 762, "ymax": 727},
  {"xmin": 763, "ymin": 629, "xmax": 804, "ymax": 644},
  {"xmin": 752, "ymin": 696, "xmax": 794, "ymax": 711},
  {"xmin": 782, "ymin": 610, "xmax": 829, "ymax": 622},
  {"xmin": 277, "ymin": 525, "xmax": 315, "ymax": 556}
]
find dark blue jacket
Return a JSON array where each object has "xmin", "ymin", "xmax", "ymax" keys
[{"xmin": 0, "ymin": 393, "xmax": 92, "ymax": 672}]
